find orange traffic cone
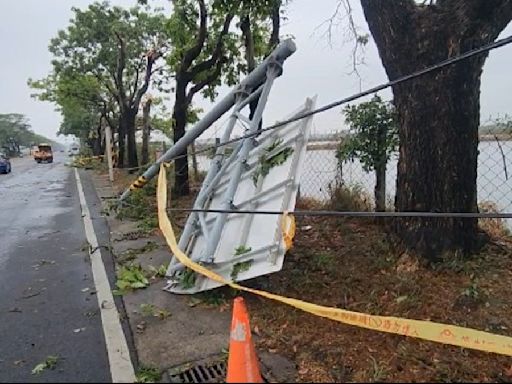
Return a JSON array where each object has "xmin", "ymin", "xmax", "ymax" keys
[{"xmin": 226, "ymin": 297, "xmax": 263, "ymax": 383}]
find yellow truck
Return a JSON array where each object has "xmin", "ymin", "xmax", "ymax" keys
[{"xmin": 33, "ymin": 143, "xmax": 53, "ymax": 163}]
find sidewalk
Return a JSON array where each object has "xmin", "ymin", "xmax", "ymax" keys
[{"xmin": 90, "ymin": 171, "xmax": 296, "ymax": 383}]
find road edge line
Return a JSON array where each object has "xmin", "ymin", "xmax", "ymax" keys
[{"xmin": 74, "ymin": 168, "xmax": 136, "ymax": 383}]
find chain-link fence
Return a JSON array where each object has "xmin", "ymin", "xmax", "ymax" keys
[{"xmin": 299, "ymin": 127, "xmax": 512, "ymax": 215}]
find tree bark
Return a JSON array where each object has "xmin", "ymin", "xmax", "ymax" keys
[
  {"xmin": 141, "ymin": 99, "xmax": 152, "ymax": 165},
  {"xmin": 240, "ymin": 14, "xmax": 259, "ymax": 121},
  {"xmin": 268, "ymin": 0, "xmax": 281, "ymax": 51},
  {"xmin": 190, "ymin": 141, "xmax": 199, "ymax": 181},
  {"xmin": 360, "ymin": 0, "xmax": 512, "ymax": 260},
  {"xmin": 374, "ymin": 163, "xmax": 386, "ymax": 212},
  {"xmin": 374, "ymin": 122, "xmax": 387, "ymax": 212},
  {"xmin": 124, "ymin": 109, "xmax": 138, "ymax": 169},
  {"xmin": 117, "ymin": 118, "xmax": 125, "ymax": 168},
  {"xmin": 172, "ymin": 80, "xmax": 190, "ymax": 196}
]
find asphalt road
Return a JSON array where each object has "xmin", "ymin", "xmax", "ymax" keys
[{"xmin": 0, "ymin": 154, "xmax": 112, "ymax": 382}]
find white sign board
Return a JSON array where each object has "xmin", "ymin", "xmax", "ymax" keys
[{"xmin": 166, "ymin": 97, "xmax": 316, "ymax": 294}]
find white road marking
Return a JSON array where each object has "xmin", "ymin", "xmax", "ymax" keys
[{"xmin": 74, "ymin": 168, "xmax": 136, "ymax": 383}]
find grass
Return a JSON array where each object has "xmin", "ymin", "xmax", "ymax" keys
[
  {"xmin": 137, "ymin": 216, "xmax": 159, "ymax": 234},
  {"xmin": 312, "ymin": 252, "xmax": 335, "ymax": 270},
  {"xmin": 368, "ymin": 356, "xmax": 387, "ymax": 383},
  {"xmin": 479, "ymin": 201, "xmax": 511, "ymax": 239},
  {"xmin": 327, "ymin": 183, "xmax": 373, "ymax": 212},
  {"xmin": 117, "ymin": 179, "xmax": 158, "ymax": 222},
  {"xmin": 139, "ymin": 303, "xmax": 171, "ymax": 320},
  {"xmin": 136, "ymin": 366, "xmax": 162, "ymax": 383}
]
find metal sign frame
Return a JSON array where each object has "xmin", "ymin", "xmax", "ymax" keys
[{"xmin": 165, "ymin": 96, "xmax": 317, "ymax": 294}]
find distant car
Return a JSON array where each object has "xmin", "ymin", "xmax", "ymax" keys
[
  {"xmin": 0, "ymin": 153, "xmax": 11, "ymax": 174},
  {"xmin": 34, "ymin": 143, "xmax": 53, "ymax": 163}
]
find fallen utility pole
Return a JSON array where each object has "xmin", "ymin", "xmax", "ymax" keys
[{"xmin": 119, "ymin": 39, "xmax": 297, "ymax": 202}]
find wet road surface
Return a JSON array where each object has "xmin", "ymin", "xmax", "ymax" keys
[{"xmin": 0, "ymin": 155, "xmax": 112, "ymax": 382}]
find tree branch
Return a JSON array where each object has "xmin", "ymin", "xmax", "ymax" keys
[
  {"xmin": 181, "ymin": 0, "xmax": 207, "ymax": 71},
  {"xmin": 240, "ymin": 14, "xmax": 256, "ymax": 72},
  {"xmin": 133, "ymin": 50, "xmax": 161, "ymax": 110},
  {"xmin": 150, "ymin": 65, "xmax": 165, "ymax": 76},
  {"xmin": 94, "ymin": 72, "xmax": 119, "ymax": 104},
  {"xmin": 130, "ymin": 55, "xmax": 146, "ymax": 102},
  {"xmin": 268, "ymin": 0, "xmax": 281, "ymax": 51},
  {"xmin": 319, "ymin": 0, "xmax": 372, "ymax": 88},
  {"xmin": 186, "ymin": 57, "xmax": 225, "ymax": 104},
  {"xmin": 186, "ymin": 6, "xmax": 237, "ymax": 77},
  {"xmin": 114, "ymin": 31, "xmax": 128, "ymax": 106}
]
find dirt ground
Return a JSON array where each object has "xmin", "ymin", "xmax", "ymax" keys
[
  {"xmin": 104, "ymin": 166, "xmax": 512, "ymax": 383},
  {"xmin": 245, "ymin": 204, "xmax": 512, "ymax": 383}
]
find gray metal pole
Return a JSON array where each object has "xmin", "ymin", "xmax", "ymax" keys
[
  {"xmin": 168, "ymin": 85, "xmax": 265, "ymax": 273},
  {"xmin": 169, "ymin": 96, "xmax": 246, "ymax": 270},
  {"xmin": 201, "ymin": 63, "xmax": 281, "ymax": 264},
  {"xmin": 105, "ymin": 124, "xmax": 114, "ymax": 183},
  {"xmin": 119, "ymin": 39, "xmax": 297, "ymax": 201}
]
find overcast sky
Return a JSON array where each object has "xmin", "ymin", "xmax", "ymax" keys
[{"xmin": 0, "ymin": 0, "xmax": 511, "ymax": 144}]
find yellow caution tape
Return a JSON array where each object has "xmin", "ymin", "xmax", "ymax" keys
[
  {"xmin": 281, "ymin": 213, "xmax": 295, "ymax": 251},
  {"xmin": 156, "ymin": 164, "xmax": 512, "ymax": 357},
  {"xmin": 129, "ymin": 175, "xmax": 148, "ymax": 190}
]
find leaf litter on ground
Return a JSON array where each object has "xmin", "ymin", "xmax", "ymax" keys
[
  {"xmin": 113, "ymin": 264, "xmax": 150, "ymax": 295},
  {"xmin": 31, "ymin": 356, "xmax": 59, "ymax": 375}
]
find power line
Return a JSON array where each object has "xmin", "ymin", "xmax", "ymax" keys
[
  {"xmin": 169, "ymin": 34, "xmax": 512, "ymax": 163},
  {"xmin": 117, "ymin": 193, "xmax": 512, "ymax": 218},
  {"xmin": 165, "ymin": 207, "xmax": 512, "ymax": 219}
]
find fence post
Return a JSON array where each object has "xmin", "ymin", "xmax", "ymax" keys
[{"xmin": 105, "ymin": 124, "xmax": 114, "ymax": 183}]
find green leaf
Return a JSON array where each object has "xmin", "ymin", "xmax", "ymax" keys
[
  {"xmin": 178, "ymin": 268, "xmax": 197, "ymax": 289},
  {"xmin": 234, "ymin": 245, "xmax": 252, "ymax": 256},
  {"xmin": 231, "ymin": 259, "xmax": 254, "ymax": 281},
  {"xmin": 253, "ymin": 140, "xmax": 294, "ymax": 186},
  {"xmin": 31, "ymin": 363, "xmax": 46, "ymax": 375},
  {"xmin": 136, "ymin": 366, "xmax": 162, "ymax": 383},
  {"xmin": 116, "ymin": 265, "xmax": 149, "ymax": 292},
  {"xmin": 130, "ymin": 282, "xmax": 148, "ymax": 289},
  {"xmin": 31, "ymin": 356, "xmax": 59, "ymax": 375}
]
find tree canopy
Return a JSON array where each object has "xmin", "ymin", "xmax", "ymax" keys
[
  {"xmin": 30, "ymin": 1, "xmax": 169, "ymax": 167},
  {"xmin": 0, "ymin": 114, "xmax": 51, "ymax": 156}
]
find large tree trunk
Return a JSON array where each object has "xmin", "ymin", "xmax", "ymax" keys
[
  {"xmin": 91, "ymin": 122, "xmax": 104, "ymax": 156},
  {"xmin": 141, "ymin": 99, "xmax": 152, "ymax": 165},
  {"xmin": 360, "ymin": 0, "xmax": 512, "ymax": 260},
  {"xmin": 240, "ymin": 14, "xmax": 259, "ymax": 121},
  {"xmin": 124, "ymin": 109, "xmax": 138, "ymax": 169},
  {"xmin": 393, "ymin": 70, "xmax": 482, "ymax": 259},
  {"xmin": 117, "ymin": 119, "xmax": 125, "ymax": 168},
  {"xmin": 172, "ymin": 80, "xmax": 190, "ymax": 196},
  {"xmin": 374, "ymin": 164, "xmax": 386, "ymax": 212},
  {"xmin": 374, "ymin": 121, "xmax": 387, "ymax": 212}
]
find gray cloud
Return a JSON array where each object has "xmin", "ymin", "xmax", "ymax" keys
[{"xmin": 0, "ymin": 0, "xmax": 510, "ymax": 143}]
